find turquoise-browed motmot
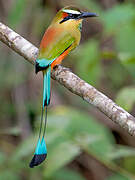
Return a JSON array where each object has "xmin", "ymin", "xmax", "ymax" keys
[{"xmin": 29, "ymin": 6, "xmax": 97, "ymax": 168}]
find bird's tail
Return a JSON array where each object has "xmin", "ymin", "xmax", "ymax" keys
[
  {"xmin": 43, "ymin": 67, "xmax": 51, "ymax": 107},
  {"xmin": 29, "ymin": 66, "xmax": 51, "ymax": 168},
  {"xmin": 29, "ymin": 136, "xmax": 47, "ymax": 168}
]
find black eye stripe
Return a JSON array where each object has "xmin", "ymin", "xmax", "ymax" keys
[
  {"xmin": 60, "ymin": 13, "xmax": 81, "ymax": 24},
  {"xmin": 68, "ymin": 13, "xmax": 80, "ymax": 18},
  {"xmin": 60, "ymin": 16, "xmax": 70, "ymax": 24}
]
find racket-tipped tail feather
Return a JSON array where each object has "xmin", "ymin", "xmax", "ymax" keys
[
  {"xmin": 29, "ymin": 138, "xmax": 47, "ymax": 168},
  {"xmin": 29, "ymin": 154, "xmax": 47, "ymax": 168}
]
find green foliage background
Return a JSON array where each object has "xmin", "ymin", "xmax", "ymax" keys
[{"xmin": 0, "ymin": 0, "xmax": 135, "ymax": 179}]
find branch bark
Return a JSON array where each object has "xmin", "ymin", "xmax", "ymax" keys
[{"xmin": 1, "ymin": 22, "xmax": 135, "ymax": 136}]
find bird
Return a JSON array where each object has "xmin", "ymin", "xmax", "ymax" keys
[{"xmin": 29, "ymin": 6, "xmax": 98, "ymax": 168}]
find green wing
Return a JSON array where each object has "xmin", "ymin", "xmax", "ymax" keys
[{"xmin": 38, "ymin": 31, "xmax": 75, "ymax": 60}]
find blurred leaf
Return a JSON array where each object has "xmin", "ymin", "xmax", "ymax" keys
[
  {"xmin": 47, "ymin": 107, "xmax": 115, "ymax": 163},
  {"xmin": 123, "ymin": 157, "xmax": 135, "ymax": 174},
  {"xmin": 66, "ymin": 108, "xmax": 114, "ymax": 161},
  {"xmin": 75, "ymin": 0, "xmax": 101, "ymax": 12},
  {"xmin": 0, "ymin": 127, "xmax": 21, "ymax": 136},
  {"xmin": 75, "ymin": 133, "xmax": 100, "ymax": 148},
  {"xmin": 33, "ymin": 8, "xmax": 53, "ymax": 36},
  {"xmin": 11, "ymin": 136, "xmax": 35, "ymax": 161},
  {"xmin": 106, "ymin": 173, "xmax": 129, "ymax": 180},
  {"xmin": 102, "ymin": 51, "xmax": 117, "ymax": 60},
  {"xmin": 108, "ymin": 145, "xmax": 135, "ymax": 160},
  {"xmin": 43, "ymin": 106, "xmax": 113, "ymax": 177},
  {"xmin": 116, "ymin": 22, "xmax": 135, "ymax": 77},
  {"xmin": 104, "ymin": 61, "xmax": 128, "ymax": 90},
  {"xmin": 0, "ymin": 54, "xmax": 29, "ymax": 89},
  {"xmin": 75, "ymin": 40, "xmax": 101, "ymax": 86},
  {"xmin": 0, "ymin": 152, "xmax": 6, "ymax": 166},
  {"xmin": 54, "ymin": 168, "xmax": 85, "ymax": 180},
  {"xmin": 118, "ymin": 53, "xmax": 135, "ymax": 65},
  {"xmin": 116, "ymin": 23, "xmax": 135, "ymax": 55},
  {"xmin": 44, "ymin": 141, "xmax": 81, "ymax": 177},
  {"xmin": 102, "ymin": 4, "xmax": 135, "ymax": 33},
  {"xmin": 116, "ymin": 86, "xmax": 135, "ymax": 111},
  {"xmin": 118, "ymin": 52, "xmax": 135, "ymax": 65},
  {"xmin": 0, "ymin": 171, "xmax": 20, "ymax": 180},
  {"xmin": 8, "ymin": 0, "xmax": 26, "ymax": 27}
]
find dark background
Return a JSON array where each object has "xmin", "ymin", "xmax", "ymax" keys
[{"xmin": 0, "ymin": 0, "xmax": 135, "ymax": 179}]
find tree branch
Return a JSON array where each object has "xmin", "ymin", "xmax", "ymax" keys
[{"xmin": 1, "ymin": 22, "xmax": 135, "ymax": 136}]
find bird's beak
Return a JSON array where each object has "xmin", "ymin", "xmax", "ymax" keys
[{"xmin": 79, "ymin": 12, "xmax": 98, "ymax": 19}]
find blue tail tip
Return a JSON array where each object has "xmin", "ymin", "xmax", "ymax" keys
[{"xmin": 29, "ymin": 153, "xmax": 47, "ymax": 168}]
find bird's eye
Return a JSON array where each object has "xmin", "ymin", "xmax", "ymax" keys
[
  {"xmin": 68, "ymin": 13, "xmax": 72, "ymax": 17},
  {"xmin": 68, "ymin": 13, "xmax": 79, "ymax": 19}
]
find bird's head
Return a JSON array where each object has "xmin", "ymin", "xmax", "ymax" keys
[{"xmin": 52, "ymin": 6, "xmax": 98, "ymax": 25}]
